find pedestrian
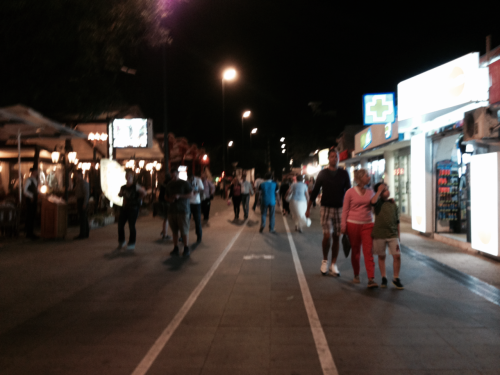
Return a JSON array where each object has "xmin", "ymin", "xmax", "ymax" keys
[
  {"xmin": 287, "ymin": 175, "xmax": 311, "ymax": 232},
  {"xmin": 259, "ymin": 172, "xmax": 280, "ymax": 233},
  {"xmin": 341, "ymin": 169, "xmax": 378, "ymax": 288},
  {"xmin": 201, "ymin": 170, "xmax": 215, "ymax": 221},
  {"xmin": 252, "ymin": 173, "xmax": 263, "ymax": 211},
  {"xmin": 240, "ymin": 174, "xmax": 254, "ymax": 219},
  {"xmin": 73, "ymin": 170, "xmax": 90, "ymax": 240},
  {"xmin": 166, "ymin": 168, "xmax": 193, "ymax": 257},
  {"xmin": 306, "ymin": 148, "xmax": 351, "ymax": 277},
  {"xmin": 280, "ymin": 177, "xmax": 291, "ymax": 216},
  {"xmin": 188, "ymin": 172, "xmax": 204, "ymax": 243},
  {"xmin": 23, "ymin": 167, "xmax": 39, "ymax": 240},
  {"xmin": 227, "ymin": 176, "xmax": 242, "ymax": 220},
  {"xmin": 159, "ymin": 171, "xmax": 172, "ymax": 240},
  {"xmin": 371, "ymin": 182, "xmax": 404, "ymax": 289},
  {"xmin": 308, "ymin": 177, "xmax": 316, "ymax": 207},
  {"xmin": 117, "ymin": 169, "xmax": 147, "ymax": 252}
]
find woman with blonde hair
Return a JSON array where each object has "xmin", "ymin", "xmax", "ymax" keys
[{"xmin": 341, "ymin": 168, "xmax": 378, "ymax": 288}]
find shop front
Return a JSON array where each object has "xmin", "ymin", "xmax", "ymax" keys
[{"xmin": 398, "ymin": 53, "xmax": 493, "ymax": 254}]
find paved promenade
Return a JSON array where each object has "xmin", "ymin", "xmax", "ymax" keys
[{"xmin": 1, "ymin": 197, "xmax": 500, "ymax": 374}]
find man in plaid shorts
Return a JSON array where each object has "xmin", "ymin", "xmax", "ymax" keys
[{"xmin": 306, "ymin": 148, "xmax": 351, "ymax": 276}]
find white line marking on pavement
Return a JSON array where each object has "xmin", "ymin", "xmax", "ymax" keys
[
  {"xmin": 243, "ymin": 254, "xmax": 275, "ymax": 260},
  {"xmin": 131, "ymin": 225, "xmax": 246, "ymax": 375},
  {"xmin": 282, "ymin": 216, "xmax": 338, "ymax": 375}
]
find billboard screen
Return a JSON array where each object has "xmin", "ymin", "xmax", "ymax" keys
[{"xmin": 111, "ymin": 118, "xmax": 153, "ymax": 148}]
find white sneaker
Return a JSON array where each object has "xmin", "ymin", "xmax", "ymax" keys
[
  {"xmin": 126, "ymin": 243, "xmax": 135, "ymax": 251},
  {"xmin": 117, "ymin": 241, "xmax": 126, "ymax": 250},
  {"xmin": 329, "ymin": 263, "xmax": 340, "ymax": 277},
  {"xmin": 306, "ymin": 218, "xmax": 311, "ymax": 227},
  {"xmin": 320, "ymin": 260, "xmax": 328, "ymax": 275}
]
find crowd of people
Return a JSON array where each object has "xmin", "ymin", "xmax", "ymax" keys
[{"xmin": 19, "ymin": 146, "xmax": 402, "ymax": 290}]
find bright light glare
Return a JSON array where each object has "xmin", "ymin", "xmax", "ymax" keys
[
  {"xmin": 466, "ymin": 144, "xmax": 474, "ymax": 153},
  {"xmin": 306, "ymin": 165, "xmax": 319, "ymax": 175},
  {"xmin": 88, "ymin": 133, "xmax": 95, "ymax": 141},
  {"xmin": 40, "ymin": 185, "xmax": 47, "ymax": 194},
  {"xmin": 95, "ymin": 163, "xmax": 99, "ymax": 170},
  {"xmin": 139, "ymin": 160, "xmax": 145, "ymax": 168},
  {"xmin": 280, "ymin": 137, "xmax": 285, "ymax": 142},
  {"xmin": 223, "ymin": 68, "xmax": 237, "ymax": 81},
  {"xmin": 281, "ymin": 144, "xmax": 286, "ymax": 148},
  {"xmin": 251, "ymin": 128, "xmax": 257, "ymax": 134},
  {"xmin": 68, "ymin": 152, "xmax": 77, "ymax": 164},
  {"xmin": 135, "ymin": 168, "xmax": 140, "ymax": 174},
  {"xmin": 243, "ymin": 111, "xmax": 251, "ymax": 118},
  {"xmin": 156, "ymin": 163, "xmax": 162, "ymax": 171},
  {"xmin": 290, "ymin": 159, "xmax": 293, "ymax": 165},
  {"xmin": 202, "ymin": 154, "xmax": 208, "ymax": 161},
  {"xmin": 228, "ymin": 141, "xmax": 233, "ymax": 147},
  {"xmin": 282, "ymin": 149, "xmax": 286, "ymax": 154},
  {"xmin": 314, "ymin": 149, "xmax": 319, "ymax": 154}
]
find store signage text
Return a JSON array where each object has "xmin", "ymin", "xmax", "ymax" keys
[{"xmin": 394, "ymin": 168, "xmax": 405, "ymax": 175}]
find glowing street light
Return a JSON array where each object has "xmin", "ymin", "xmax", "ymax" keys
[
  {"xmin": 251, "ymin": 128, "xmax": 257, "ymax": 134},
  {"xmin": 228, "ymin": 141, "xmax": 233, "ymax": 147},
  {"xmin": 223, "ymin": 68, "xmax": 237, "ymax": 81},
  {"xmin": 222, "ymin": 68, "xmax": 238, "ymax": 174},
  {"xmin": 280, "ymin": 137, "xmax": 285, "ymax": 142},
  {"xmin": 282, "ymin": 149, "xmax": 286, "ymax": 154},
  {"xmin": 281, "ymin": 144, "xmax": 286, "ymax": 148},
  {"xmin": 243, "ymin": 111, "xmax": 251, "ymax": 118},
  {"xmin": 68, "ymin": 152, "xmax": 77, "ymax": 164}
]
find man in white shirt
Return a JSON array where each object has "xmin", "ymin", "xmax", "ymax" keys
[
  {"xmin": 188, "ymin": 173, "xmax": 204, "ymax": 243},
  {"xmin": 23, "ymin": 167, "xmax": 39, "ymax": 239},
  {"xmin": 252, "ymin": 174, "xmax": 264, "ymax": 211},
  {"xmin": 240, "ymin": 174, "xmax": 254, "ymax": 219}
]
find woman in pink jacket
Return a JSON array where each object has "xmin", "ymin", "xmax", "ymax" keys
[{"xmin": 341, "ymin": 169, "xmax": 378, "ymax": 288}]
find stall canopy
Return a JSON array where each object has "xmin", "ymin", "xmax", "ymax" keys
[{"xmin": 0, "ymin": 104, "xmax": 87, "ymax": 202}]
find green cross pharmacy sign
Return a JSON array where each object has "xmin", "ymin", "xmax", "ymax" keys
[{"xmin": 363, "ymin": 93, "xmax": 395, "ymax": 125}]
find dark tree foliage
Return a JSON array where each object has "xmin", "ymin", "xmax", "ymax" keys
[{"xmin": 0, "ymin": 0, "xmax": 179, "ymax": 119}]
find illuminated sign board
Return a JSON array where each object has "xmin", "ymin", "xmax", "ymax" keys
[
  {"xmin": 318, "ymin": 148, "xmax": 329, "ymax": 166},
  {"xmin": 471, "ymin": 153, "xmax": 500, "ymax": 256},
  {"xmin": 411, "ymin": 133, "xmax": 432, "ymax": 233},
  {"xmin": 354, "ymin": 122, "xmax": 398, "ymax": 155},
  {"xmin": 361, "ymin": 129, "xmax": 372, "ymax": 149},
  {"xmin": 398, "ymin": 53, "xmax": 489, "ymax": 122},
  {"xmin": 178, "ymin": 165, "xmax": 187, "ymax": 181},
  {"xmin": 385, "ymin": 124, "xmax": 392, "ymax": 139},
  {"xmin": 363, "ymin": 93, "xmax": 395, "ymax": 125},
  {"xmin": 100, "ymin": 159, "xmax": 126, "ymax": 206},
  {"xmin": 111, "ymin": 118, "xmax": 153, "ymax": 149}
]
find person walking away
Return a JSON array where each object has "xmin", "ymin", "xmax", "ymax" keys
[
  {"xmin": 308, "ymin": 177, "xmax": 316, "ymax": 207},
  {"xmin": 240, "ymin": 174, "xmax": 254, "ymax": 219},
  {"xmin": 252, "ymin": 174, "xmax": 264, "ymax": 211},
  {"xmin": 201, "ymin": 170, "xmax": 215, "ymax": 221},
  {"xmin": 188, "ymin": 173, "xmax": 204, "ymax": 243},
  {"xmin": 371, "ymin": 182, "xmax": 404, "ymax": 289},
  {"xmin": 23, "ymin": 167, "xmax": 39, "ymax": 240},
  {"xmin": 159, "ymin": 172, "xmax": 172, "ymax": 239},
  {"xmin": 117, "ymin": 169, "xmax": 147, "ymax": 252},
  {"xmin": 227, "ymin": 177, "xmax": 242, "ymax": 220},
  {"xmin": 166, "ymin": 168, "xmax": 193, "ymax": 257},
  {"xmin": 306, "ymin": 148, "xmax": 351, "ymax": 277},
  {"xmin": 280, "ymin": 177, "xmax": 291, "ymax": 216},
  {"xmin": 287, "ymin": 175, "xmax": 311, "ymax": 232},
  {"xmin": 74, "ymin": 170, "xmax": 90, "ymax": 240},
  {"xmin": 341, "ymin": 169, "xmax": 377, "ymax": 288},
  {"xmin": 259, "ymin": 172, "xmax": 280, "ymax": 233}
]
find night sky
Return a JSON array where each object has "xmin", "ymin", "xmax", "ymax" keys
[{"xmin": 133, "ymin": 1, "xmax": 499, "ymax": 172}]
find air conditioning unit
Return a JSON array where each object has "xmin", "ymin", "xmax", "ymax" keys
[{"xmin": 463, "ymin": 107, "xmax": 499, "ymax": 141}]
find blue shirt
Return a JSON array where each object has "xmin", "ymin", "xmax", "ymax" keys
[
  {"xmin": 291, "ymin": 182, "xmax": 308, "ymax": 201},
  {"xmin": 259, "ymin": 180, "xmax": 278, "ymax": 206}
]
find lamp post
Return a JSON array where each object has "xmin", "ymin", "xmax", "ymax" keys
[
  {"xmin": 227, "ymin": 140, "xmax": 233, "ymax": 164},
  {"xmin": 222, "ymin": 68, "xmax": 237, "ymax": 175},
  {"xmin": 250, "ymin": 128, "xmax": 257, "ymax": 152}
]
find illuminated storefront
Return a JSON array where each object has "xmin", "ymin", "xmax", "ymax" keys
[{"xmin": 398, "ymin": 52, "xmax": 498, "ymax": 256}]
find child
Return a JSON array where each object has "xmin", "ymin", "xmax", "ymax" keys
[{"xmin": 370, "ymin": 182, "xmax": 404, "ymax": 289}]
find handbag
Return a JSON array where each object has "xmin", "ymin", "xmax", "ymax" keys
[
  {"xmin": 285, "ymin": 188, "xmax": 293, "ymax": 202},
  {"xmin": 342, "ymin": 234, "xmax": 351, "ymax": 258}
]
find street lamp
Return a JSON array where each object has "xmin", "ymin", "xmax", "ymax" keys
[
  {"xmin": 251, "ymin": 128, "xmax": 257, "ymax": 134},
  {"xmin": 280, "ymin": 137, "xmax": 285, "ymax": 142},
  {"xmin": 222, "ymin": 68, "xmax": 237, "ymax": 175},
  {"xmin": 281, "ymin": 144, "xmax": 286, "ymax": 148},
  {"xmin": 227, "ymin": 140, "xmax": 233, "ymax": 162},
  {"xmin": 241, "ymin": 110, "xmax": 251, "ymax": 161}
]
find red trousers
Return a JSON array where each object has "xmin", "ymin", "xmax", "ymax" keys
[{"xmin": 346, "ymin": 222, "xmax": 375, "ymax": 279}]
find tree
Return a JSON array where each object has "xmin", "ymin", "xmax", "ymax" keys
[{"xmin": 0, "ymin": 0, "xmax": 182, "ymax": 118}]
